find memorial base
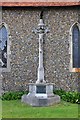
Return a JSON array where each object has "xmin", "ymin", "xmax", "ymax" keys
[{"xmin": 21, "ymin": 83, "xmax": 60, "ymax": 106}]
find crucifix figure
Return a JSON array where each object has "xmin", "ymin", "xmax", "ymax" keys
[{"xmin": 33, "ymin": 11, "xmax": 49, "ymax": 83}]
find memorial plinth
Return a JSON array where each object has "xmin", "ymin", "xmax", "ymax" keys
[
  {"xmin": 21, "ymin": 12, "xmax": 60, "ymax": 106},
  {"xmin": 22, "ymin": 83, "xmax": 60, "ymax": 106}
]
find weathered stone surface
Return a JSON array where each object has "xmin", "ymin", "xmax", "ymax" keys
[
  {"xmin": 22, "ymin": 94, "xmax": 60, "ymax": 106},
  {"xmin": 1, "ymin": 7, "xmax": 80, "ymax": 91},
  {"xmin": 21, "ymin": 83, "xmax": 60, "ymax": 106}
]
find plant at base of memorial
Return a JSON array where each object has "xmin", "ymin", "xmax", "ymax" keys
[
  {"xmin": 1, "ymin": 90, "xmax": 80, "ymax": 103},
  {"xmin": 1, "ymin": 91, "xmax": 28, "ymax": 100},
  {"xmin": 54, "ymin": 89, "xmax": 80, "ymax": 104}
]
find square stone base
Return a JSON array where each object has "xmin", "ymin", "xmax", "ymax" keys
[
  {"xmin": 21, "ymin": 83, "xmax": 60, "ymax": 106},
  {"xmin": 21, "ymin": 93, "xmax": 60, "ymax": 106}
]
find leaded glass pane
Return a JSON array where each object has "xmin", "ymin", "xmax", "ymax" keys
[
  {"xmin": 0, "ymin": 26, "xmax": 7, "ymax": 68},
  {"xmin": 73, "ymin": 25, "xmax": 80, "ymax": 68}
]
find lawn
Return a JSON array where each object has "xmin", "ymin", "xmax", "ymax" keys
[
  {"xmin": 2, "ymin": 100, "xmax": 78, "ymax": 118},
  {"xmin": 0, "ymin": 100, "xmax": 2, "ymax": 119}
]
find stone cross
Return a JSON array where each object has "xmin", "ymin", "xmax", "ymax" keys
[
  {"xmin": 22, "ymin": 12, "xmax": 60, "ymax": 106},
  {"xmin": 33, "ymin": 12, "xmax": 49, "ymax": 83}
]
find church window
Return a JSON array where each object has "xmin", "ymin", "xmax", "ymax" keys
[
  {"xmin": 0, "ymin": 23, "xmax": 11, "ymax": 72},
  {"xmin": 72, "ymin": 24, "xmax": 80, "ymax": 68}
]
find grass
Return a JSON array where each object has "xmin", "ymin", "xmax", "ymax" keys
[
  {"xmin": 0, "ymin": 100, "xmax": 2, "ymax": 119},
  {"xmin": 2, "ymin": 100, "xmax": 78, "ymax": 118}
]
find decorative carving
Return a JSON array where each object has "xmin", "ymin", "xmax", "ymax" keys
[
  {"xmin": 32, "ymin": 11, "xmax": 49, "ymax": 34},
  {"xmin": 33, "ymin": 20, "xmax": 49, "ymax": 34}
]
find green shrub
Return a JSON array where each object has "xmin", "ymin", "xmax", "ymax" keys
[
  {"xmin": 54, "ymin": 89, "xmax": 80, "ymax": 104},
  {"xmin": 1, "ymin": 89, "xmax": 80, "ymax": 104},
  {"xmin": 1, "ymin": 91, "xmax": 28, "ymax": 100}
]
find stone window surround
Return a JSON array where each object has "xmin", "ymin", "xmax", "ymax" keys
[
  {"xmin": 0, "ymin": 22, "xmax": 11, "ymax": 72},
  {"xmin": 69, "ymin": 22, "xmax": 80, "ymax": 72}
]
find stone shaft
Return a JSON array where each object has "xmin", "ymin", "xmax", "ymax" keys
[
  {"xmin": 36, "ymin": 19, "xmax": 46, "ymax": 83},
  {"xmin": 37, "ymin": 33, "xmax": 45, "ymax": 83}
]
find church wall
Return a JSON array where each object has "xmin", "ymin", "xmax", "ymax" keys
[{"xmin": 2, "ymin": 6, "xmax": 80, "ymax": 91}]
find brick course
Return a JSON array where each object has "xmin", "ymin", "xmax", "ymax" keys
[{"xmin": 0, "ymin": 2, "xmax": 80, "ymax": 7}]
